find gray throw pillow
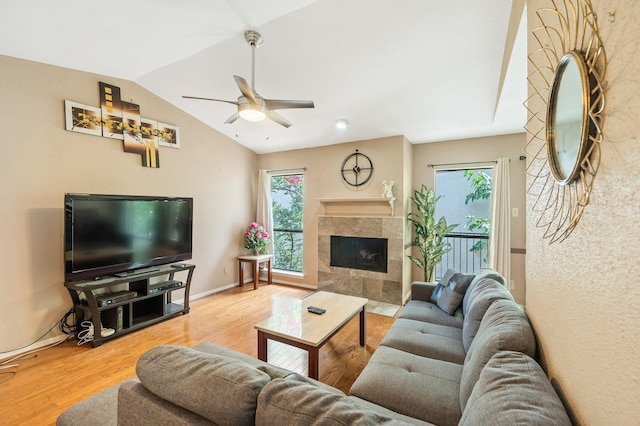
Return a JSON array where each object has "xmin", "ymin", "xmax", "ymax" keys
[
  {"xmin": 429, "ymin": 269, "xmax": 456, "ymax": 304},
  {"xmin": 437, "ymin": 287, "xmax": 464, "ymax": 315},
  {"xmin": 447, "ymin": 272, "xmax": 475, "ymax": 295},
  {"xmin": 433, "ymin": 272, "xmax": 475, "ymax": 315}
]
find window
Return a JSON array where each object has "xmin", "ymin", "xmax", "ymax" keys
[
  {"xmin": 434, "ymin": 168, "xmax": 493, "ymax": 276},
  {"xmin": 271, "ymin": 174, "xmax": 304, "ymax": 272}
]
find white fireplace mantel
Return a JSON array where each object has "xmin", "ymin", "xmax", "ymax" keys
[{"xmin": 318, "ymin": 197, "xmax": 396, "ymax": 217}]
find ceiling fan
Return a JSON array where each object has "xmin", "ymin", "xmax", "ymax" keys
[{"xmin": 183, "ymin": 30, "xmax": 314, "ymax": 128}]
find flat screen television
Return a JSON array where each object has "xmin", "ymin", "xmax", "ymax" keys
[{"xmin": 65, "ymin": 193, "xmax": 193, "ymax": 282}]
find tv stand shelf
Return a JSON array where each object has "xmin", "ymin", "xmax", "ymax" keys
[{"xmin": 65, "ymin": 264, "xmax": 195, "ymax": 347}]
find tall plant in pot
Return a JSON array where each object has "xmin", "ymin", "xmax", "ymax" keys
[{"xmin": 407, "ymin": 184, "xmax": 457, "ymax": 282}]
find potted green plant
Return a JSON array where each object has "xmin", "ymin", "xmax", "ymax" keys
[{"xmin": 407, "ymin": 184, "xmax": 457, "ymax": 282}]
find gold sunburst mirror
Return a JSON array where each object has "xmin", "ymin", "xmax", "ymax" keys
[{"xmin": 525, "ymin": 0, "xmax": 606, "ymax": 243}]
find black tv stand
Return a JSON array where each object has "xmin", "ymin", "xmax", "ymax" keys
[
  {"xmin": 65, "ymin": 263, "xmax": 195, "ymax": 347},
  {"xmin": 114, "ymin": 267, "xmax": 160, "ymax": 278}
]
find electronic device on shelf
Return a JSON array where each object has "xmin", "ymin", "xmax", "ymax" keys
[
  {"xmin": 95, "ymin": 290, "xmax": 138, "ymax": 307},
  {"xmin": 148, "ymin": 280, "xmax": 184, "ymax": 294},
  {"xmin": 64, "ymin": 193, "xmax": 194, "ymax": 282},
  {"xmin": 307, "ymin": 306, "xmax": 326, "ymax": 315}
]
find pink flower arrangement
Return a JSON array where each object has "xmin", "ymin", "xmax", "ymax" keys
[{"xmin": 243, "ymin": 222, "xmax": 269, "ymax": 254}]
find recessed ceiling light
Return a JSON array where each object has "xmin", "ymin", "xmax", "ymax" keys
[{"xmin": 336, "ymin": 119, "xmax": 349, "ymax": 129}]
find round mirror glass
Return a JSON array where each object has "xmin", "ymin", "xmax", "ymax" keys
[{"xmin": 546, "ymin": 51, "xmax": 590, "ymax": 184}]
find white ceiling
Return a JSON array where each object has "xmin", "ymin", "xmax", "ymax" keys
[{"xmin": 0, "ymin": 0, "xmax": 527, "ymax": 154}]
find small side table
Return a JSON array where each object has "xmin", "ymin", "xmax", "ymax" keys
[{"xmin": 238, "ymin": 254, "xmax": 273, "ymax": 290}]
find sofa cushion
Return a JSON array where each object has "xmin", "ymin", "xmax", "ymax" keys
[
  {"xmin": 256, "ymin": 378, "xmax": 413, "ymax": 425},
  {"xmin": 193, "ymin": 341, "xmax": 293, "ymax": 380},
  {"xmin": 117, "ymin": 379, "xmax": 213, "ymax": 426},
  {"xmin": 348, "ymin": 396, "xmax": 437, "ymax": 425},
  {"xmin": 410, "ymin": 281, "xmax": 438, "ymax": 302},
  {"xmin": 462, "ymin": 268, "xmax": 506, "ymax": 315},
  {"xmin": 398, "ymin": 300, "xmax": 463, "ymax": 328},
  {"xmin": 380, "ymin": 318, "xmax": 465, "ymax": 364},
  {"xmin": 459, "ymin": 300, "xmax": 536, "ymax": 409},
  {"xmin": 462, "ymin": 278, "xmax": 513, "ymax": 351},
  {"xmin": 350, "ymin": 346, "xmax": 463, "ymax": 426},
  {"xmin": 136, "ymin": 345, "xmax": 271, "ymax": 426},
  {"xmin": 459, "ymin": 351, "xmax": 571, "ymax": 426},
  {"xmin": 56, "ymin": 382, "xmax": 120, "ymax": 426},
  {"xmin": 193, "ymin": 341, "xmax": 343, "ymax": 394}
]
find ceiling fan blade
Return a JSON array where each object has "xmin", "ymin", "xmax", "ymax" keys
[
  {"xmin": 233, "ymin": 75, "xmax": 258, "ymax": 104},
  {"xmin": 224, "ymin": 112, "xmax": 240, "ymax": 124},
  {"xmin": 182, "ymin": 95, "xmax": 238, "ymax": 105},
  {"xmin": 264, "ymin": 99, "xmax": 315, "ymax": 110},
  {"xmin": 266, "ymin": 110, "xmax": 292, "ymax": 128}
]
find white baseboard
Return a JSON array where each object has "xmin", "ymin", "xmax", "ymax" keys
[
  {"xmin": 179, "ymin": 280, "xmax": 315, "ymax": 304},
  {"xmin": 0, "ymin": 335, "xmax": 68, "ymax": 363},
  {"xmin": 273, "ymin": 279, "xmax": 316, "ymax": 290},
  {"xmin": 172, "ymin": 282, "xmax": 240, "ymax": 304},
  {"xmin": 3, "ymin": 280, "xmax": 316, "ymax": 362}
]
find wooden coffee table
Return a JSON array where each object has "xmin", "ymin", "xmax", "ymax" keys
[{"xmin": 254, "ymin": 291, "xmax": 368, "ymax": 380}]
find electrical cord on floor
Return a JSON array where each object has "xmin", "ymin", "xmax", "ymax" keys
[
  {"xmin": 76, "ymin": 321, "xmax": 94, "ymax": 345},
  {"xmin": 0, "ymin": 307, "xmax": 77, "ymax": 384},
  {"xmin": 59, "ymin": 307, "xmax": 78, "ymax": 336}
]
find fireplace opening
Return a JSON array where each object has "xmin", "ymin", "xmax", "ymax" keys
[{"xmin": 330, "ymin": 235, "xmax": 388, "ymax": 273}]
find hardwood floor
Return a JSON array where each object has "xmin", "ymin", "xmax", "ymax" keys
[{"xmin": 0, "ymin": 283, "xmax": 396, "ymax": 425}]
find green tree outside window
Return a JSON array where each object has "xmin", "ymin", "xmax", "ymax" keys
[{"xmin": 271, "ymin": 174, "xmax": 304, "ymax": 272}]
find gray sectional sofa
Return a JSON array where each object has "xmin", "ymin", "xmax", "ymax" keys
[{"xmin": 58, "ymin": 269, "xmax": 571, "ymax": 425}]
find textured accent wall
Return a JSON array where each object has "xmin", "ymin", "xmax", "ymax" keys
[{"xmin": 526, "ymin": 1, "xmax": 640, "ymax": 424}]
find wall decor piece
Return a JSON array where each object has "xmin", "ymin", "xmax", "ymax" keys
[
  {"xmin": 141, "ymin": 118, "xmax": 159, "ymax": 145},
  {"xmin": 525, "ymin": 0, "xmax": 606, "ymax": 243},
  {"xmin": 65, "ymin": 82, "xmax": 180, "ymax": 168},
  {"xmin": 340, "ymin": 149, "xmax": 374, "ymax": 187},
  {"xmin": 99, "ymin": 82, "xmax": 124, "ymax": 140},
  {"xmin": 64, "ymin": 101, "xmax": 102, "ymax": 136},
  {"xmin": 140, "ymin": 118, "xmax": 160, "ymax": 168},
  {"xmin": 122, "ymin": 100, "xmax": 142, "ymax": 149},
  {"xmin": 157, "ymin": 122, "xmax": 181, "ymax": 148}
]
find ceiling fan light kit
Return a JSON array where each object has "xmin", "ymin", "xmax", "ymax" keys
[
  {"xmin": 336, "ymin": 119, "xmax": 349, "ymax": 129},
  {"xmin": 238, "ymin": 101, "xmax": 266, "ymax": 122},
  {"xmin": 182, "ymin": 30, "xmax": 314, "ymax": 127}
]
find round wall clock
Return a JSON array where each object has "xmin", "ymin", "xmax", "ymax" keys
[{"xmin": 341, "ymin": 149, "xmax": 373, "ymax": 187}]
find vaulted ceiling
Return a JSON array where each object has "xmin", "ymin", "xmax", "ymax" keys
[{"xmin": 0, "ymin": 0, "xmax": 527, "ymax": 154}]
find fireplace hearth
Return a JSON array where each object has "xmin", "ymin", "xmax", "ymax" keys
[{"xmin": 330, "ymin": 236, "xmax": 388, "ymax": 273}]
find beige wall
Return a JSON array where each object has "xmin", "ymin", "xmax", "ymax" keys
[
  {"xmin": 411, "ymin": 133, "xmax": 528, "ymax": 303},
  {"xmin": 0, "ymin": 54, "xmax": 523, "ymax": 353},
  {"xmin": 525, "ymin": 1, "xmax": 640, "ymax": 424},
  {"xmin": 402, "ymin": 138, "xmax": 414, "ymax": 300},
  {"xmin": 259, "ymin": 133, "xmax": 524, "ymax": 303},
  {"xmin": 0, "ymin": 55, "xmax": 257, "ymax": 351},
  {"xmin": 258, "ymin": 136, "xmax": 408, "ymax": 287}
]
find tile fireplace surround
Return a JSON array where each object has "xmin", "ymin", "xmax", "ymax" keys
[{"xmin": 317, "ymin": 215, "xmax": 404, "ymax": 305}]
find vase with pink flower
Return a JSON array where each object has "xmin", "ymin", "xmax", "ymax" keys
[{"xmin": 243, "ymin": 222, "xmax": 269, "ymax": 255}]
